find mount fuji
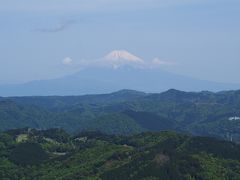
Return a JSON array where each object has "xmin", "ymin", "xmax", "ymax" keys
[
  {"xmin": 0, "ymin": 50, "xmax": 239, "ymax": 96},
  {"xmin": 104, "ymin": 50, "xmax": 143, "ymax": 62}
]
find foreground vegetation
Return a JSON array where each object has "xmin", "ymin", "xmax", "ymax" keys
[{"xmin": 0, "ymin": 128, "xmax": 240, "ymax": 179}]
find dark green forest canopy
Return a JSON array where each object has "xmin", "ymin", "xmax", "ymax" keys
[
  {"xmin": 0, "ymin": 129, "xmax": 240, "ymax": 179},
  {"xmin": 0, "ymin": 89, "xmax": 240, "ymax": 143}
]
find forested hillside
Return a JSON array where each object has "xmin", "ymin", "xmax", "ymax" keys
[
  {"xmin": 1, "ymin": 89, "xmax": 240, "ymax": 142},
  {"xmin": 0, "ymin": 128, "xmax": 240, "ymax": 179}
]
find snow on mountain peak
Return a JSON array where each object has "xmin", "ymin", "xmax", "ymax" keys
[{"xmin": 104, "ymin": 50, "xmax": 144, "ymax": 63}]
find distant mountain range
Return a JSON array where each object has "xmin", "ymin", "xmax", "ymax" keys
[
  {"xmin": 0, "ymin": 50, "xmax": 239, "ymax": 96},
  {"xmin": 0, "ymin": 67, "xmax": 239, "ymax": 97},
  {"xmin": 1, "ymin": 89, "xmax": 240, "ymax": 143}
]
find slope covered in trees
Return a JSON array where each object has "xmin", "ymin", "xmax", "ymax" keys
[
  {"xmin": 0, "ymin": 128, "xmax": 240, "ymax": 179},
  {"xmin": 0, "ymin": 89, "xmax": 240, "ymax": 142}
]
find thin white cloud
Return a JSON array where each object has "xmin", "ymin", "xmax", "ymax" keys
[
  {"xmin": 151, "ymin": 58, "xmax": 176, "ymax": 66},
  {"xmin": 62, "ymin": 57, "xmax": 74, "ymax": 65},
  {"xmin": 36, "ymin": 20, "xmax": 75, "ymax": 33}
]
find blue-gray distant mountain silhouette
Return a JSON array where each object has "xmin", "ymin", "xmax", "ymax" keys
[{"xmin": 0, "ymin": 66, "xmax": 239, "ymax": 96}]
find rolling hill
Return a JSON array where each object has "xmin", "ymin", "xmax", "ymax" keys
[{"xmin": 0, "ymin": 89, "xmax": 240, "ymax": 143}]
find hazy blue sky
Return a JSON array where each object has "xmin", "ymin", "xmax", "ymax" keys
[{"xmin": 0, "ymin": 0, "xmax": 239, "ymax": 84}]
